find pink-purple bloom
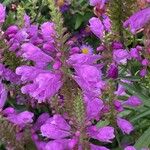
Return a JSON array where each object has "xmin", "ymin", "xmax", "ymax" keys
[
  {"xmin": 81, "ymin": 44, "xmax": 93, "ymax": 54},
  {"xmin": 0, "ymin": 82, "xmax": 7, "ymax": 109},
  {"xmin": 102, "ymin": 15, "xmax": 111, "ymax": 32},
  {"xmin": 91, "ymin": 144, "xmax": 109, "ymax": 150},
  {"xmin": 124, "ymin": 7, "xmax": 150, "ymax": 34},
  {"xmin": 16, "ymin": 66, "xmax": 63, "ymax": 102},
  {"xmin": 0, "ymin": 63, "xmax": 20, "ymax": 84},
  {"xmin": 0, "ymin": 4, "xmax": 5, "ymax": 24},
  {"xmin": 21, "ymin": 43, "xmax": 53, "ymax": 68},
  {"xmin": 86, "ymin": 97, "xmax": 104, "ymax": 120},
  {"xmin": 125, "ymin": 96, "xmax": 142, "ymax": 107},
  {"xmin": 107, "ymin": 63, "xmax": 118, "ymax": 79},
  {"xmin": 4, "ymin": 109, "xmax": 34, "ymax": 127},
  {"xmin": 89, "ymin": 17, "xmax": 104, "ymax": 39},
  {"xmin": 113, "ymin": 49, "xmax": 130, "ymax": 64},
  {"xmin": 130, "ymin": 48, "xmax": 141, "ymax": 61},
  {"xmin": 124, "ymin": 146, "xmax": 136, "ymax": 150},
  {"xmin": 41, "ymin": 114, "xmax": 71, "ymax": 139},
  {"xmin": 41, "ymin": 22, "xmax": 55, "ymax": 42},
  {"xmin": 21, "ymin": 72, "xmax": 63, "ymax": 102},
  {"xmin": 89, "ymin": 0, "xmax": 107, "ymax": 9},
  {"xmin": 89, "ymin": 126, "xmax": 115, "ymax": 143},
  {"xmin": 73, "ymin": 65, "xmax": 103, "ymax": 97},
  {"xmin": 117, "ymin": 117, "xmax": 134, "ymax": 134},
  {"xmin": 67, "ymin": 53, "xmax": 101, "ymax": 66}
]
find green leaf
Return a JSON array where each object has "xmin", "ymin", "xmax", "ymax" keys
[
  {"xmin": 134, "ymin": 126, "xmax": 150, "ymax": 149},
  {"xmin": 119, "ymin": 76, "xmax": 141, "ymax": 82},
  {"xmin": 131, "ymin": 109, "xmax": 150, "ymax": 123},
  {"xmin": 75, "ymin": 14, "xmax": 83, "ymax": 30},
  {"xmin": 96, "ymin": 120, "xmax": 110, "ymax": 127}
]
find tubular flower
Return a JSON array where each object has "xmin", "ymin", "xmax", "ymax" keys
[
  {"xmin": 117, "ymin": 117, "xmax": 134, "ymax": 134},
  {"xmin": 124, "ymin": 146, "xmax": 136, "ymax": 150},
  {"xmin": 88, "ymin": 126, "xmax": 115, "ymax": 143},
  {"xmin": 0, "ymin": 82, "xmax": 7, "ymax": 109},
  {"xmin": 73, "ymin": 65, "xmax": 104, "ymax": 97},
  {"xmin": 20, "ymin": 72, "xmax": 63, "ymax": 103},
  {"xmin": 124, "ymin": 96, "xmax": 142, "ymax": 107},
  {"xmin": 89, "ymin": 0, "xmax": 107, "ymax": 9},
  {"xmin": 0, "ymin": 4, "xmax": 5, "ymax": 24},
  {"xmin": 21, "ymin": 43, "xmax": 53, "ymax": 68},
  {"xmin": 89, "ymin": 17, "xmax": 104, "ymax": 39},
  {"xmin": 124, "ymin": 7, "xmax": 150, "ymax": 34}
]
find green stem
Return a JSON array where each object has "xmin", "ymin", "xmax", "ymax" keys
[
  {"xmin": 32, "ymin": 0, "xmax": 43, "ymax": 23},
  {"xmin": 109, "ymin": 80, "xmax": 122, "ymax": 149},
  {"xmin": 117, "ymin": 0, "xmax": 125, "ymax": 45}
]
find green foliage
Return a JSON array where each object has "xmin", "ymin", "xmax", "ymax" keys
[
  {"xmin": 69, "ymin": 0, "xmax": 92, "ymax": 30},
  {"xmin": 0, "ymin": 115, "xmax": 24, "ymax": 150},
  {"xmin": 108, "ymin": 0, "xmax": 136, "ymax": 45},
  {"xmin": 2, "ymin": 0, "xmax": 18, "ymax": 5},
  {"xmin": 134, "ymin": 126, "xmax": 150, "ymax": 149},
  {"xmin": 16, "ymin": 4, "xmax": 25, "ymax": 27},
  {"xmin": 47, "ymin": 0, "xmax": 69, "ymax": 52},
  {"xmin": 3, "ymin": 50, "xmax": 24, "ymax": 70}
]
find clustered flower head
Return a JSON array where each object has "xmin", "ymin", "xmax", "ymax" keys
[{"xmin": 0, "ymin": 0, "xmax": 148, "ymax": 149}]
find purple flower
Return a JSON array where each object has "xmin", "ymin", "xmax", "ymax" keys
[
  {"xmin": 117, "ymin": 117, "xmax": 134, "ymax": 134},
  {"xmin": 124, "ymin": 7, "xmax": 150, "ymax": 34},
  {"xmin": 112, "ymin": 41, "xmax": 123, "ymax": 49},
  {"xmin": 130, "ymin": 48, "xmax": 141, "ymax": 61},
  {"xmin": 86, "ymin": 97, "xmax": 104, "ymax": 120},
  {"xmin": 41, "ymin": 114, "xmax": 71, "ymax": 139},
  {"xmin": 33, "ymin": 113, "xmax": 50, "ymax": 131},
  {"xmin": 24, "ymin": 14, "xmax": 30, "ymax": 27},
  {"xmin": 96, "ymin": 126, "xmax": 115, "ymax": 142},
  {"xmin": 115, "ymin": 84, "xmax": 126, "ymax": 96},
  {"xmin": 0, "ymin": 82, "xmax": 7, "ymax": 109},
  {"xmin": 45, "ymin": 139, "xmax": 70, "ymax": 150},
  {"xmin": 124, "ymin": 146, "xmax": 136, "ymax": 150},
  {"xmin": 20, "ymin": 72, "xmax": 63, "ymax": 103},
  {"xmin": 89, "ymin": 0, "xmax": 106, "ymax": 9},
  {"xmin": 69, "ymin": 47, "xmax": 80, "ymax": 54},
  {"xmin": 107, "ymin": 63, "xmax": 118, "ymax": 79},
  {"xmin": 91, "ymin": 144, "xmax": 109, "ymax": 150},
  {"xmin": 53, "ymin": 60, "xmax": 62, "ymax": 70},
  {"xmin": 7, "ymin": 111, "xmax": 34, "ymax": 127},
  {"xmin": 140, "ymin": 68, "xmax": 147, "ymax": 77},
  {"xmin": 89, "ymin": 126, "xmax": 115, "ymax": 143},
  {"xmin": 21, "ymin": 43, "xmax": 53, "ymax": 68},
  {"xmin": 102, "ymin": 15, "xmax": 111, "ymax": 32},
  {"xmin": 80, "ymin": 44, "xmax": 93, "ymax": 54},
  {"xmin": 0, "ymin": 4, "xmax": 5, "ymax": 24},
  {"xmin": 89, "ymin": 17, "xmax": 104, "ymax": 39},
  {"xmin": 74, "ymin": 65, "xmax": 103, "ymax": 97},
  {"xmin": 142, "ymin": 59, "xmax": 149, "ymax": 66},
  {"xmin": 5, "ymin": 25, "xmax": 19, "ymax": 38},
  {"xmin": 96, "ymin": 45, "xmax": 105, "ymax": 52},
  {"xmin": 67, "ymin": 54, "xmax": 101, "ymax": 66},
  {"xmin": 16, "ymin": 65, "xmax": 48, "ymax": 82},
  {"xmin": 3, "ymin": 107, "xmax": 15, "ymax": 115},
  {"xmin": 125, "ymin": 96, "xmax": 142, "ymax": 107},
  {"xmin": 16, "ymin": 65, "xmax": 63, "ymax": 102},
  {"xmin": 14, "ymin": 29, "xmax": 29, "ymax": 43},
  {"xmin": 41, "ymin": 22, "xmax": 55, "ymax": 42},
  {"xmin": 34, "ymin": 140, "xmax": 47, "ymax": 150},
  {"xmin": 114, "ymin": 100, "xmax": 124, "ymax": 112},
  {"xmin": 113, "ymin": 49, "xmax": 130, "ymax": 64},
  {"xmin": 0, "ymin": 63, "xmax": 20, "ymax": 84}
]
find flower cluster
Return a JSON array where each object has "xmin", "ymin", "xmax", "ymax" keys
[{"xmin": 0, "ymin": 0, "xmax": 149, "ymax": 150}]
